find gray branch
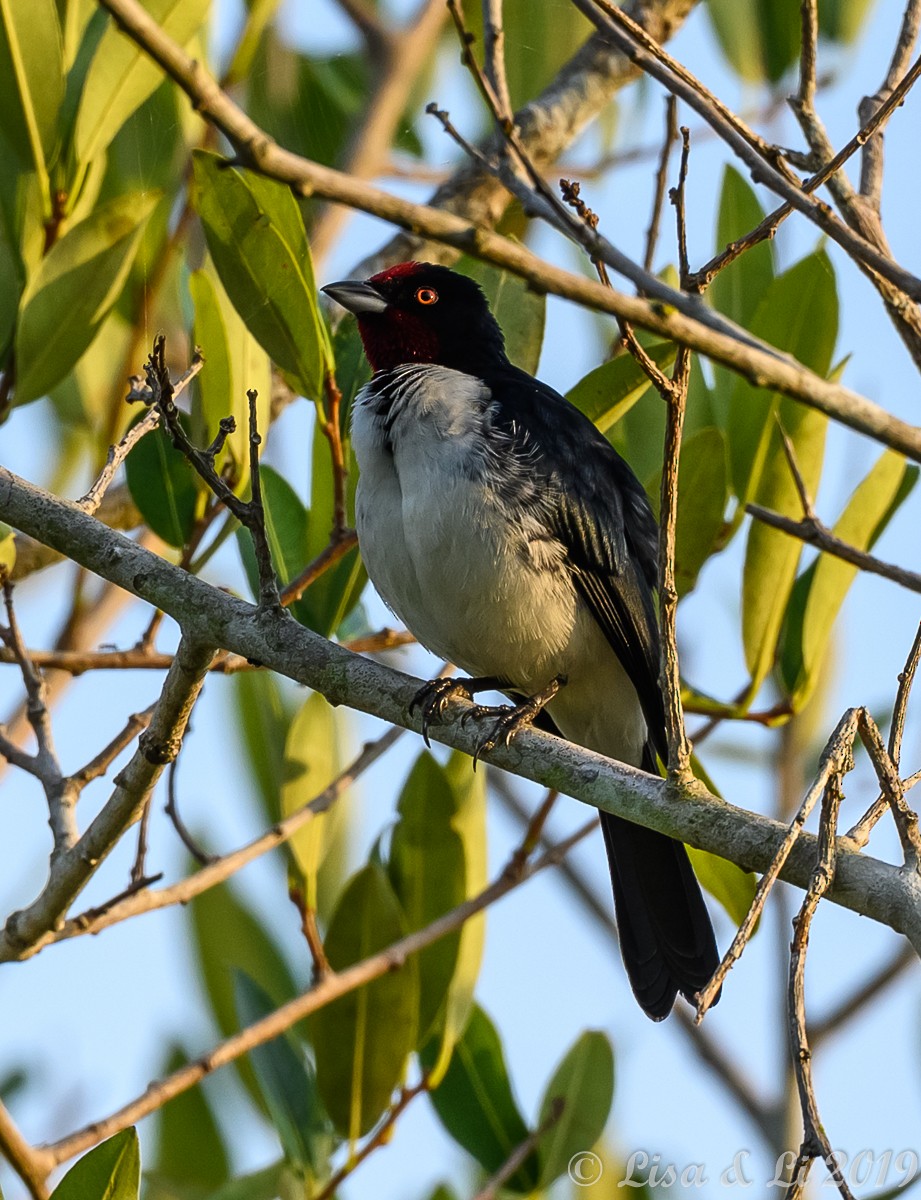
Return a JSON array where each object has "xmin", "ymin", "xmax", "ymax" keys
[{"xmin": 2, "ymin": 465, "xmax": 920, "ymax": 962}]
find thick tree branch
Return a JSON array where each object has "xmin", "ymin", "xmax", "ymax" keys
[{"xmin": 2, "ymin": 467, "xmax": 921, "ymax": 957}]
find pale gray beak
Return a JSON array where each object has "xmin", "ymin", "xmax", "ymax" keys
[{"xmin": 321, "ymin": 280, "xmax": 389, "ymax": 315}]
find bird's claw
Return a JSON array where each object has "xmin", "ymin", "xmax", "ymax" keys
[
  {"xmin": 471, "ymin": 700, "xmax": 540, "ymax": 767},
  {"xmin": 410, "ymin": 677, "xmax": 474, "ymax": 747}
]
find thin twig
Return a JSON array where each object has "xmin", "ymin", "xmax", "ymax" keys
[
  {"xmin": 71, "ymin": 706, "xmax": 155, "ymax": 788},
  {"xmin": 0, "ymin": 1099, "xmax": 49, "ymax": 1200},
  {"xmin": 312, "ymin": 1078, "xmax": 430, "ymax": 1200},
  {"xmin": 785, "ymin": 773, "xmax": 856, "ymax": 1200},
  {"xmin": 859, "ymin": 0, "xmax": 921, "ymax": 207},
  {"xmin": 471, "ymin": 1099, "xmax": 564, "ymax": 1200},
  {"xmin": 644, "ymin": 95, "xmax": 679, "ymax": 274},
  {"xmin": 810, "ymin": 942, "xmax": 916, "ymax": 1043},
  {"xmin": 481, "ymin": 0, "xmax": 514, "ymax": 126},
  {"xmin": 696, "ymin": 708, "xmax": 860, "ymax": 1020},
  {"xmin": 746, "ymin": 504, "xmax": 921, "ymax": 596}
]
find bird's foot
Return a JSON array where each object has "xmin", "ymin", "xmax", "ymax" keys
[
  {"xmin": 410, "ymin": 675, "xmax": 504, "ymax": 747},
  {"xmin": 471, "ymin": 674, "xmax": 567, "ymax": 767}
]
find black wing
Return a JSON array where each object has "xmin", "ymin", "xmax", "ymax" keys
[{"xmin": 487, "ymin": 363, "xmax": 667, "ymax": 761}]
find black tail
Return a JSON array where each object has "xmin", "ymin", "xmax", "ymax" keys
[{"xmin": 600, "ymin": 809, "xmax": 720, "ymax": 1020}]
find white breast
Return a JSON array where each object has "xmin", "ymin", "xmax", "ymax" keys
[{"xmin": 351, "ymin": 363, "xmax": 647, "ymax": 766}]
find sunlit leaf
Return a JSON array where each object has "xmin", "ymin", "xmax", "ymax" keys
[
  {"xmin": 733, "ymin": 251, "xmax": 838, "ymax": 692},
  {"xmin": 75, "ymin": 0, "xmax": 210, "ymax": 163},
  {"xmin": 0, "ymin": 522, "xmax": 16, "ymax": 574},
  {"xmin": 388, "ymin": 752, "xmax": 467, "ymax": 1046},
  {"xmin": 50, "ymin": 1129, "xmax": 139, "ymax": 1200},
  {"xmin": 779, "ymin": 450, "xmax": 917, "ymax": 710},
  {"xmin": 280, "ymin": 691, "xmax": 344, "ymax": 911},
  {"xmin": 14, "ymin": 190, "xmax": 158, "ymax": 404},
  {"xmin": 537, "ymin": 1031, "xmax": 614, "ymax": 1187},
  {"xmin": 566, "ymin": 342, "xmax": 676, "ymax": 432},
  {"xmin": 818, "ymin": 0, "xmax": 876, "ymax": 42},
  {"xmin": 192, "ymin": 150, "xmax": 331, "ymax": 401},
  {"xmin": 312, "ymin": 863, "xmax": 418, "ymax": 1140},
  {"xmin": 424, "ymin": 1003, "xmax": 538, "ymax": 1192},
  {"xmin": 190, "ymin": 261, "xmax": 272, "ymax": 492},
  {"xmin": 0, "ymin": 0, "xmax": 63, "ymax": 184}
]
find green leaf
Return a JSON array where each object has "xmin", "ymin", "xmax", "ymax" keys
[
  {"xmin": 292, "ymin": 416, "xmax": 366, "ymax": 637},
  {"xmin": 192, "ymin": 150, "xmax": 331, "ymax": 400},
  {"xmin": 74, "ymin": 0, "xmax": 210, "ymax": 163},
  {"xmin": 0, "ymin": 522, "xmax": 16, "ymax": 575},
  {"xmin": 388, "ymin": 752, "xmax": 467, "ymax": 1046},
  {"xmin": 312, "ymin": 863, "xmax": 419, "ymax": 1140},
  {"xmin": 537, "ymin": 1031, "xmax": 614, "ymax": 1187},
  {"xmin": 124, "ymin": 418, "xmax": 200, "ymax": 548},
  {"xmin": 280, "ymin": 692, "xmax": 342, "ymax": 910},
  {"xmin": 732, "ymin": 252, "xmax": 838, "ymax": 692},
  {"xmin": 234, "ymin": 972, "xmax": 334, "ymax": 1174},
  {"xmin": 14, "ymin": 190, "xmax": 158, "ymax": 404},
  {"xmin": 566, "ymin": 342, "xmax": 676, "ymax": 433},
  {"xmin": 455, "ymin": 258, "xmax": 546, "ymax": 375},
  {"xmin": 150, "ymin": 1045, "xmax": 230, "ymax": 1192},
  {"xmin": 710, "ymin": 165, "xmax": 774, "ymax": 330},
  {"xmin": 232, "ymin": 668, "xmax": 293, "ymax": 826},
  {"xmin": 779, "ymin": 451, "xmax": 917, "ymax": 710},
  {"xmin": 0, "ymin": 0, "xmax": 63, "ymax": 189},
  {"xmin": 647, "ymin": 428, "xmax": 729, "ymax": 597},
  {"xmin": 705, "ymin": 0, "xmax": 801, "ymax": 83},
  {"xmin": 687, "ymin": 757, "xmax": 757, "ymax": 925},
  {"xmin": 818, "ymin": 0, "xmax": 876, "ymax": 42},
  {"xmin": 204, "ymin": 1162, "xmax": 288, "ymax": 1200},
  {"xmin": 462, "ymin": 0, "xmax": 592, "ymax": 109},
  {"xmin": 190, "ymin": 261, "xmax": 272, "ymax": 493},
  {"xmin": 189, "ymin": 878, "xmax": 301, "ymax": 1109},
  {"xmin": 427, "ymin": 752, "xmax": 487, "ymax": 1083},
  {"xmin": 423, "ymin": 1003, "xmax": 538, "ymax": 1193},
  {"xmin": 236, "ymin": 465, "xmax": 310, "ymax": 611},
  {"xmin": 51, "ymin": 1129, "xmax": 139, "ymax": 1200}
]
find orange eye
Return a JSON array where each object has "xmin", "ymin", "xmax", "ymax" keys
[{"xmin": 415, "ymin": 287, "xmax": 438, "ymax": 305}]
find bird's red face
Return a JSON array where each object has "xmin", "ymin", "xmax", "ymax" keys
[{"xmin": 322, "ymin": 261, "xmax": 505, "ymax": 374}]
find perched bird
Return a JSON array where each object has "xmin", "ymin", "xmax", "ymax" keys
[{"xmin": 322, "ymin": 261, "xmax": 719, "ymax": 1019}]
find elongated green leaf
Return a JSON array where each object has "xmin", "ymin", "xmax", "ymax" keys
[
  {"xmin": 710, "ymin": 165, "xmax": 774, "ymax": 330},
  {"xmin": 205, "ymin": 1161, "xmax": 288, "ymax": 1200},
  {"xmin": 686, "ymin": 755, "xmax": 757, "ymax": 924},
  {"xmin": 566, "ymin": 342, "xmax": 676, "ymax": 432},
  {"xmin": 190, "ymin": 878, "xmax": 301, "ymax": 1110},
  {"xmin": 14, "ymin": 190, "xmax": 158, "ymax": 404},
  {"xmin": 706, "ymin": 0, "xmax": 801, "ymax": 83},
  {"xmin": 779, "ymin": 451, "xmax": 917, "ymax": 710},
  {"xmin": 280, "ymin": 692, "xmax": 343, "ymax": 910},
  {"xmin": 75, "ymin": 0, "xmax": 209, "ymax": 163},
  {"xmin": 424, "ymin": 1003, "xmax": 538, "ymax": 1193},
  {"xmin": 428, "ymin": 752, "xmax": 487, "ymax": 1083},
  {"xmin": 293, "ymin": 416, "xmax": 366, "ymax": 637},
  {"xmin": 733, "ymin": 252, "xmax": 838, "ymax": 691},
  {"xmin": 237, "ymin": 465, "xmax": 309, "ymax": 603},
  {"xmin": 818, "ymin": 0, "xmax": 876, "ymax": 41},
  {"xmin": 190, "ymin": 262, "xmax": 272, "ymax": 493},
  {"xmin": 0, "ymin": 0, "xmax": 63, "ymax": 185},
  {"xmin": 537, "ymin": 1031, "xmax": 614, "ymax": 1187},
  {"xmin": 51, "ymin": 1129, "xmax": 139, "ymax": 1200},
  {"xmin": 235, "ymin": 972, "xmax": 334, "ymax": 1174},
  {"xmin": 124, "ymin": 418, "xmax": 200, "ymax": 548},
  {"xmin": 455, "ymin": 258, "xmax": 546, "ymax": 375},
  {"xmin": 312, "ymin": 863, "xmax": 418, "ymax": 1140},
  {"xmin": 647, "ymin": 427, "xmax": 729, "ymax": 597},
  {"xmin": 192, "ymin": 150, "xmax": 331, "ymax": 400},
  {"xmin": 232, "ymin": 668, "xmax": 292, "ymax": 826},
  {"xmin": 150, "ymin": 1045, "xmax": 230, "ymax": 1192},
  {"xmin": 388, "ymin": 752, "xmax": 467, "ymax": 1046}
]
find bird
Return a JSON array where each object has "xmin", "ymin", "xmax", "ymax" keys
[{"xmin": 322, "ymin": 260, "xmax": 719, "ymax": 1020}]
